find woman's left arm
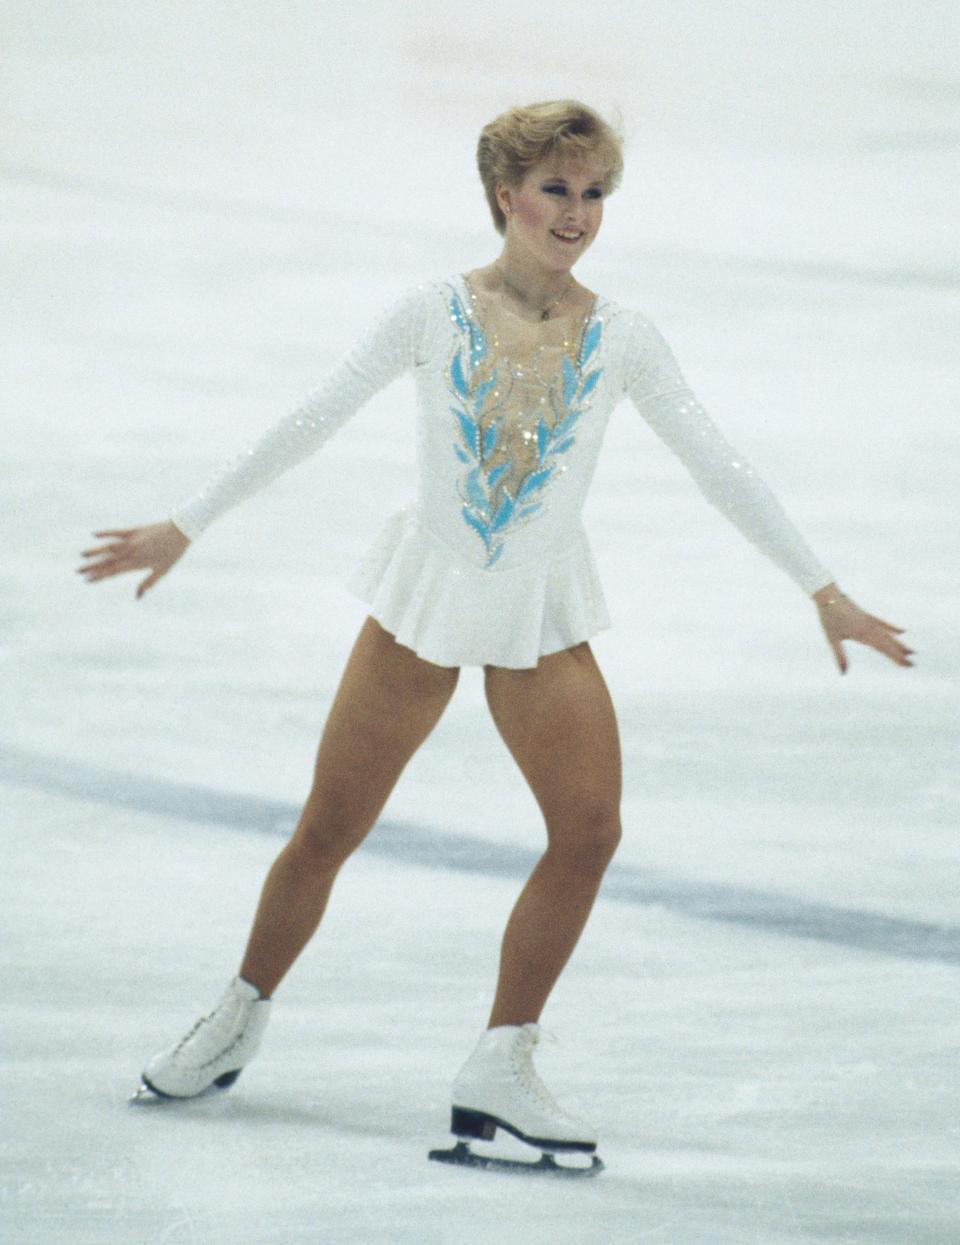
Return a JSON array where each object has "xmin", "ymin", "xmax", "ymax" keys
[
  {"xmin": 621, "ymin": 311, "xmax": 914, "ymax": 675},
  {"xmin": 811, "ymin": 582, "xmax": 914, "ymax": 674}
]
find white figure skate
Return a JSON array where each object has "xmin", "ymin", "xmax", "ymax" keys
[
  {"xmin": 131, "ymin": 977, "xmax": 270, "ymax": 1102},
  {"xmin": 429, "ymin": 1024, "xmax": 603, "ymax": 1176}
]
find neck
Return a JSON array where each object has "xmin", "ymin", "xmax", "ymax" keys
[{"xmin": 493, "ymin": 242, "xmax": 574, "ymax": 311}]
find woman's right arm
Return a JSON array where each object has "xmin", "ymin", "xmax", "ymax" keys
[
  {"xmin": 78, "ymin": 284, "xmax": 432, "ymax": 598},
  {"xmin": 169, "ymin": 284, "xmax": 431, "ymax": 541}
]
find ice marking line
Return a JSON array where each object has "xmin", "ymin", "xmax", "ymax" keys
[{"xmin": 3, "ymin": 743, "xmax": 958, "ymax": 967}]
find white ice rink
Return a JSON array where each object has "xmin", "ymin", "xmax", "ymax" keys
[{"xmin": 3, "ymin": 2, "xmax": 959, "ymax": 1242}]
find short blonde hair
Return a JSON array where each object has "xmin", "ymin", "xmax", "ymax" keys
[{"xmin": 477, "ymin": 100, "xmax": 624, "ymax": 235}]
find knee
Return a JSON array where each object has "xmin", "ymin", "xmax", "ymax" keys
[
  {"xmin": 290, "ymin": 803, "xmax": 370, "ymax": 875},
  {"xmin": 548, "ymin": 806, "xmax": 622, "ymax": 871}
]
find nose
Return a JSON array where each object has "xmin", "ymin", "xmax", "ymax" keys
[{"xmin": 560, "ymin": 204, "xmax": 588, "ymax": 227}]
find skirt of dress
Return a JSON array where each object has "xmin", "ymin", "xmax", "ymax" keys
[{"xmin": 346, "ymin": 507, "xmax": 611, "ymax": 669}]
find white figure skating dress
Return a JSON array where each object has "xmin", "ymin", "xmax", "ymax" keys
[{"xmin": 171, "ymin": 274, "xmax": 833, "ymax": 668}]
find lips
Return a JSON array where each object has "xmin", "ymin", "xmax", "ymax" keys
[{"xmin": 551, "ymin": 229, "xmax": 584, "ymax": 243}]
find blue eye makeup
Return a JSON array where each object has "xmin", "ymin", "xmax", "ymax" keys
[{"xmin": 541, "ymin": 183, "xmax": 604, "ymax": 199}]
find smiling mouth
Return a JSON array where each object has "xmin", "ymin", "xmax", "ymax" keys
[{"xmin": 551, "ymin": 230, "xmax": 584, "ymax": 242}]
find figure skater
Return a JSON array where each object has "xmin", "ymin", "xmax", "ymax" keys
[{"xmin": 77, "ymin": 100, "xmax": 913, "ymax": 1175}]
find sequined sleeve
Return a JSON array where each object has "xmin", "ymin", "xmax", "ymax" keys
[
  {"xmin": 623, "ymin": 312, "xmax": 833, "ymax": 593},
  {"xmin": 169, "ymin": 285, "xmax": 431, "ymax": 539}
]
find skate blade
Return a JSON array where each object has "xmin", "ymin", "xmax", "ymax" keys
[
  {"xmin": 128, "ymin": 1069, "xmax": 241, "ymax": 1105},
  {"xmin": 129, "ymin": 1082, "xmax": 161, "ymax": 1104},
  {"xmin": 428, "ymin": 1140, "xmax": 604, "ymax": 1178}
]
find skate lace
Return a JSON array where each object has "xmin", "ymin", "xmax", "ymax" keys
[
  {"xmin": 172, "ymin": 992, "xmax": 249, "ymax": 1069},
  {"xmin": 511, "ymin": 1026, "xmax": 566, "ymax": 1115}
]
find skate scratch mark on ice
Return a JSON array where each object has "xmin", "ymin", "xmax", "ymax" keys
[{"xmin": 2, "ymin": 743, "xmax": 959, "ymax": 968}]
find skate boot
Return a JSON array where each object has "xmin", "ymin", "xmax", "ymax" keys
[
  {"xmin": 428, "ymin": 1024, "xmax": 603, "ymax": 1176},
  {"xmin": 131, "ymin": 976, "xmax": 270, "ymax": 1102}
]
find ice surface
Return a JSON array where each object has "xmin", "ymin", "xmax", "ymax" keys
[{"xmin": 3, "ymin": 2, "xmax": 958, "ymax": 1242}]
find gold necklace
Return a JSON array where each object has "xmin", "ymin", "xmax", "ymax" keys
[{"xmin": 494, "ymin": 265, "xmax": 575, "ymax": 321}]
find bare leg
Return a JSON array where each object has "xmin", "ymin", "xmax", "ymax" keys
[
  {"xmin": 239, "ymin": 617, "xmax": 459, "ymax": 998},
  {"xmin": 482, "ymin": 642, "xmax": 622, "ymax": 1028}
]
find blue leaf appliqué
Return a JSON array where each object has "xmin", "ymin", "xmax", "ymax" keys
[
  {"xmin": 536, "ymin": 419, "xmax": 549, "ymax": 462},
  {"xmin": 449, "ymin": 295, "xmax": 468, "ymax": 334},
  {"xmin": 562, "ymin": 356, "xmax": 577, "ymax": 407},
  {"xmin": 473, "ymin": 375, "xmax": 497, "ymax": 414},
  {"xmin": 490, "ymin": 495, "xmax": 515, "ymax": 532},
  {"xmin": 579, "ymin": 368, "xmax": 601, "ymax": 400},
  {"xmin": 469, "ymin": 324, "xmax": 488, "ymax": 367},
  {"xmin": 552, "ymin": 408, "xmax": 581, "ymax": 441},
  {"xmin": 581, "ymin": 319, "xmax": 601, "ymax": 364},
  {"xmin": 450, "ymin": 352, "xmax": 469, "ymax": 399},
  {"xmin": 516, "ymin": 467, "xmax": 553, "ymax": 501},
  {"xmin": 462, "ymin": 506, "xmax": 490, "ymax": 544},
  {"xmin": 465, "ymin": 467, "xmax": 487, "ymax": 512},
  {"xmin": 455, "ymin": 408, "xmax": 478, "ymax": 456}
]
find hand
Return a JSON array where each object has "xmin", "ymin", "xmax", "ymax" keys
[
  {"xmin": 76, "ymin": 522, "xmax": 191, "ymax": 599},
  {"xmin": 812, "ymin": 583, "xmax": 914, "ymax": 674}
]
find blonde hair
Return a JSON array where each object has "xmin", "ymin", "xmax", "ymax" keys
[{"xmin": 477, "ymin": 100, "xmax": 624, "ymax": 235}]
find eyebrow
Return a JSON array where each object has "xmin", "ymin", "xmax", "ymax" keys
[{"xmin": 541, "ymin": 175, "xmax": 604, "ymax": 187}]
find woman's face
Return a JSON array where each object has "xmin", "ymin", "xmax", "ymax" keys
[{"xmin": 497, "ymin": 155, "xmax": 606, "ymax": 270}]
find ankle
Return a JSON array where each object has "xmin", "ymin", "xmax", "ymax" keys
[
  {"xmin": 487, "ymin": 1009, "xmax": 541, "ymax": 1029},
  {"xmin": 236, "ymin": 970, "xmax": 273, "ymax": 1001}
]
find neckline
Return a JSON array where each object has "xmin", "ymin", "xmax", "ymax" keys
[{"xmin": 457, "ymin": 272, "xmax": 599, "ymax": 336}]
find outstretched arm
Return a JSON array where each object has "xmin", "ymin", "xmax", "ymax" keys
[
  {"xmin": 623, "ymin": 311, "xmax": 834, "ymax": 596},
  {"xmin": 77, "ymin": 521, "xmax": 190, "ymax": 598},
  {"xmin": 168, "ymin": 284, "xmax": 431, "ymax": 541},
  {"xmin": 811, "ymin": 582, "xmax": 914, "ymax": 673},
  {"xmin": 77, "ymin": 284, "xmax": 432, "ymax": 599},
  {"xmin": 622, "ymin": 312, "xmax": 914, "ymax": 674}
]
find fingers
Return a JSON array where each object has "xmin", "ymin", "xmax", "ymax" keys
[
  {"xmin": 80, "ymin": 542, "xmax": 125, "ymax": 559},
  {"xmin": 865, "ymin": 612, "xmax": 906, "ymax": 634},
  {"xmin": 820, "ymin": 608, "xmax": 915, "ymax": 672},
  {"xmin": 78, "ymin": 560, "xmax": 136, "ymax": 583},
  {"xmin": 887, "ymin": 639, "xmax": 915, "ymax": 667},
  {"xmin": 136, "ymin": 571, "xmax": 161, "ymax": 599},
  {"xmin": 77, "ymin": 544, "xmax": 142, "ymax": 579},
  {"xmin": 853, "ymin": 629, "xmax": 914, "ymax": 668},
  {"xmin": 77, "ymin": 532, "xmax": 141, "ymax": 580},
  {"xmin": 78, "ymin": 535, "xmax": 134, "ymax": 577},
  {"xmin": 859, "ymin": 617, "xmax": 914, "ymax": 667},
  {"xmin": 77, "ymin": 525, "xmax": 181, "ymax": 594}
]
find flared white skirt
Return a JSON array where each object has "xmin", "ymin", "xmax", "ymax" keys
[{"xmin": 347, "ymin": 507, "xmax": 611, "ymax": 669}]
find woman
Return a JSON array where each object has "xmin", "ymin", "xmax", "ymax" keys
[{"xmin": 78, "ymin": 100, "xmax": 913, "ymax": 1172}]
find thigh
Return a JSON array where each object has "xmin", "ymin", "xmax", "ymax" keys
[
  {"xmin": 483, "ymin": 642, "xmax": 622, "ymax": 832},
  {"xmin": 305, "ymin": 616, "xmax": 459, "ymax": 831}
]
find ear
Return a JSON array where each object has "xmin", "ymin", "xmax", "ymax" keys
[{"xmin": 494, "ymin": 180, "xmax": 513, "ymax": 219}]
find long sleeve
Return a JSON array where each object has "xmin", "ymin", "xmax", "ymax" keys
[
  {"xmin": 622, "ymin": 311, "xmax": 833, "ymax": 594},
  {"xmin": 170, "ymin": 285, "xmax": 431, "ymax": 540}
]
